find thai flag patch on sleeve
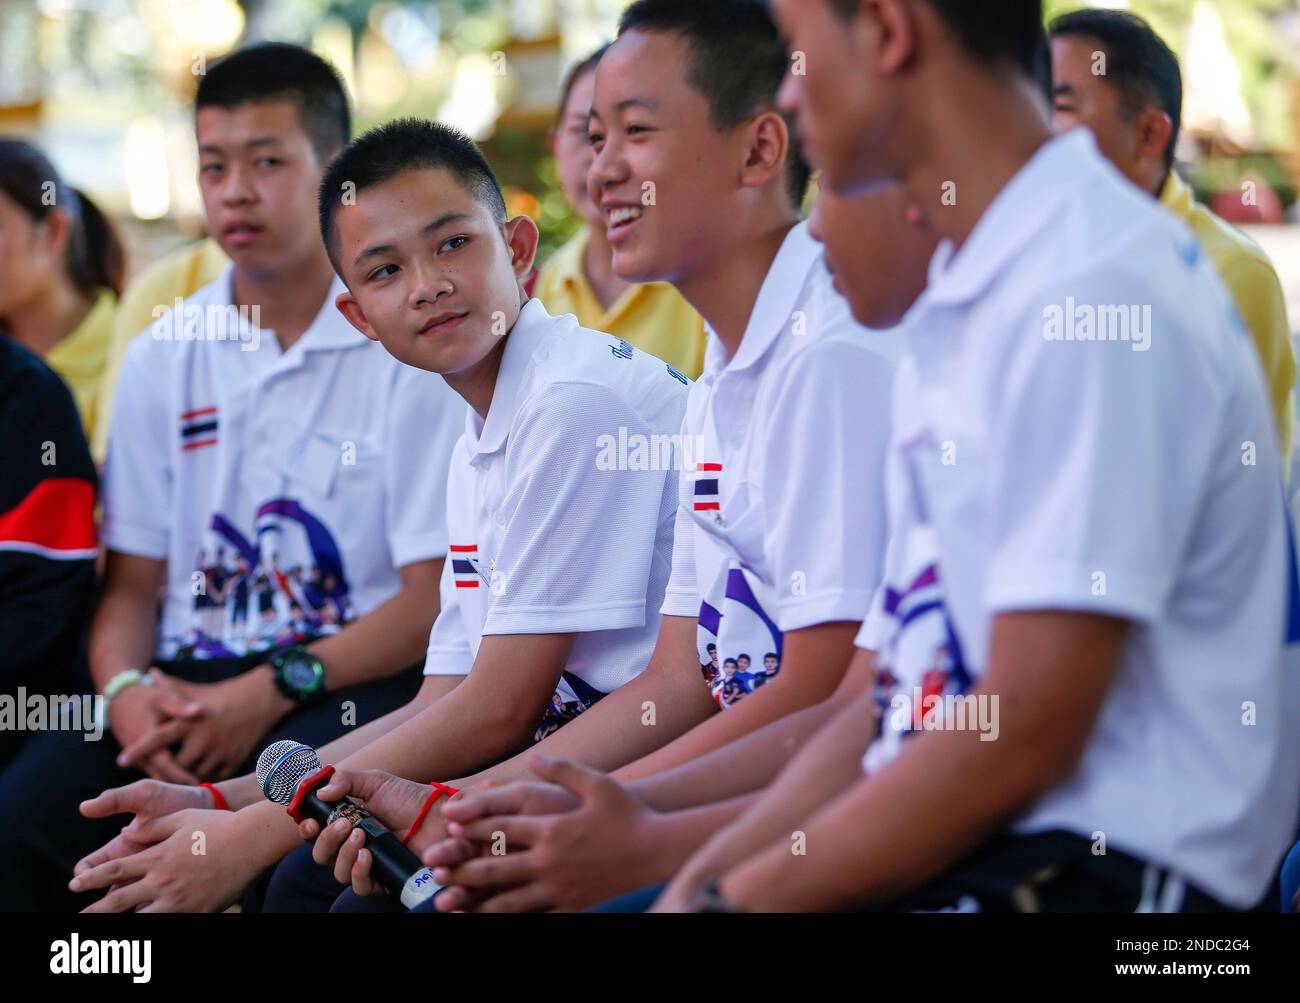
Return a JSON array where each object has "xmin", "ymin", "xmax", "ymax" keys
[
  {"xmin": 180, "ymin": 406, "xmax": 219, "ymax": 452},
  {"xmin": 451, "ymin": 544, "xmax": 482, "ymax": 588},
  {"xmin": 694, "ymin": 463, "xmax": 722, "ymax": 512}
]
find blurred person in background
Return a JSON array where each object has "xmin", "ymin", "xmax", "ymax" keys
[
  {"xmin": 91, "ymin": 237, "xmax": 227, "ymax": 465},
  {"xmin": 0, "ymin": 140, "xmax": 124, "ymax": 462},
  {"xmin": 1050, "ymin": 8, "xmax": 1296, "ymax": 471},
  {"xmin": 534, "ymin": 45, "xmax": 708, "ymax": 379}
]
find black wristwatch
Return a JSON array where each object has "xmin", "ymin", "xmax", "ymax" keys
[{"xmin": 268, "ymin": 645, "xmax": 327, "ymax": 705}]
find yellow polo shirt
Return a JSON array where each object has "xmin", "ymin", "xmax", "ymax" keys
[
  {"xmin": 534, "ymin": 230, "xmax": 708, "ymax": 379},
  {"xmin": 92, "ymin": 238, "xmax": 229, "ymax": 461},
  {"xmin": 45, "ymin": 289, "xmax": 116, "ymax": 462},
  {"xmin": 1161, "ymin": 172, "xmax": 1295, "ymax": 464}
]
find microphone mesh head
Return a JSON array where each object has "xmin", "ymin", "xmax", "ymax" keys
[{"xmin": 255, "ymin": 740, "xmax": 322, "ymax": 805}]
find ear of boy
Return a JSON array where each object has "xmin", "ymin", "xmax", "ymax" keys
[
  {"xmin": 504, "ymin": 214, "xmax": 540, "ymax": 281},
  {"xmin": 740, "ymin": 112, "xmax": 792, "ymax": 195}
]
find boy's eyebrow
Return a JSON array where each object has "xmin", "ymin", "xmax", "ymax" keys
[
  {"xmin": 1052, "ymin": 83, "xmax": 1077, "ymax": 100},
  {"xmin": 352, "ymin": 211, "xmax": 472, "ymax": 268},
  {"xmin": 198, "ymin": 136, "xmax": 284, "ymax": 156},
  {"xmin": 589, "ymin": 96, "xmax": 658, "ymax": 122}
]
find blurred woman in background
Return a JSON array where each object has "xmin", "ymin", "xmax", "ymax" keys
[
  {"xmin": 534, "ymin": 46, "xmax": 707, "ymax": 379},
  {"xmin": 0, "ymin": 139, "xmax": 124, "ymax": 461}
]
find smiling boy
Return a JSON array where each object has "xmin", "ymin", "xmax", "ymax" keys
[{"xmin": 69, "ymin": 119, "xmax": 692, "ymax": 912}]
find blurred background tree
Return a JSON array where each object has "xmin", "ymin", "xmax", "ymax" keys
[{"xmin": 2, "ymin": 0, "xmax": 1299, "ymax": 273}]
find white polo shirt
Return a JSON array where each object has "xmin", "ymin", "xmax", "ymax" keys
[
  {"xmin": 663, "ymin": 222, "xmax": 903, "ymax": 707},
  {"xmin": 421, "ymin": 299, "xmax": 690, "ymax": 699},
  {"xmin": 859, "ymin": 130, "xmax": 1300, "ymax": 908},
  {"xmin": 104, "ymin": 265, "xmax": 463, "ymax": 662}
]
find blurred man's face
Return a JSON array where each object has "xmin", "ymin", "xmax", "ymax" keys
[
  {"xmin": 197, "ymin": 100, "xmax": 329, "ymax": 272},
  {"xmin": 773, "ymin": 0, "xmax": 891, "ymax": 195},
  {"xmin": 807, "ymin": 183, "xmax": 938, "ymax": 329},
  {"xmin": 332, "ymin": 167, "xmax": 536, "ymax": 378},
  {"xmin": 551, "ymin": 67, "xmax": 601, "ymax": 229},
  {"xmin": 587, "ymin": 30, "xmax": 743, "ymax": 284},
  {"xmin": 1051, "ymin": 36, "xmax": 1150, "ymax": 191},
  {"xmin": 764, "ymin": 656, "xmax": 778, "ymax": 671}
]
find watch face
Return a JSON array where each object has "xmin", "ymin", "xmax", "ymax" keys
[{"xmin": 284, "ymin": 657, "xmax": 323, "ymax": 693}]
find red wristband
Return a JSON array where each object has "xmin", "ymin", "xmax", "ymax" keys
[
  {"xmin": 402, "ymin": 782, "xmax": 460, "ymax": 846},
  {"xmin": 199, "ymin": 783, "xmax": 230, "ymax": 811}
]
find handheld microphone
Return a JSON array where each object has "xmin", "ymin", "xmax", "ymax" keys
[{"xmin": 255, "ymin": 740, "xmax": 441, "ymax": 910}]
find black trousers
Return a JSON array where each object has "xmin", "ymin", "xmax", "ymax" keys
[
  {"xmin": 0, "ymin": 655, "xmax": 422, "ymax": 912},
  {"xmin": 874, "ymin": 830, "xmax": 1233, "ymax": 913}
]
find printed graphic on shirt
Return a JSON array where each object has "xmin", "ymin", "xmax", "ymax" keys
[
  {"xmin": 532, "ymin": 671, "xmax": 607, "ymax": 743},
  {"xmin": 697, "ymin": 564, "xmax": 783, "ymax": 710},
  {"xmin": 179, "ymin": 406, "xmax": 219, "ymax": 453},
  {"xmin": 168, "ymin": 497, "xmax": 354, "ymax": 659},
  {"xmin": 865, "ymin": 527, "xmax": 973, "ymax": 773}
]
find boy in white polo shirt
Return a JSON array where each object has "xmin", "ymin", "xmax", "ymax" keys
[
  {"xmin": 68, "ymin": 118, "xmax": 692, "ymax": 913},
  {"xmin": 650, "ymin": 0, "xmax": 1300, "ymax": 913},
  {"xmin": 314, "ymin": 2, "xmax": 925, "ymax": 914},
  {"xmin": 0, "ymin": 44, "xmax": 465, "ymax": 913}
]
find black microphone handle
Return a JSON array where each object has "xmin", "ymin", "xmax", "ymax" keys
[{"xmin": 301, "ymin": 788, "xmax": 441, "ymax": 909}]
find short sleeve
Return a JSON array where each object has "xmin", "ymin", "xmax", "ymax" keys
[
  {"xmin": 383, "ymin": 362, "xmax": 463, "ymax": 567},
  {"xmin": 659, "ymin": 501, "xmax": 699, "ymax": 617},
  {"xmin": 101, "ymin": 339, "xmax": 172, "ymax": 559},
  {"xmin": 423, "ymin": 556, "xmax": 474, "ymax": 676},
  {"xmin": 983, "ymin": 271, "xmax": 1228, "ymax": 622},
  {"xmin": 483, "ymin": 380, "xmax": 668, "ymax": 635},
  {"xmin": 762, "ymin": 338, "xmax": 894, "ymax": 632}
]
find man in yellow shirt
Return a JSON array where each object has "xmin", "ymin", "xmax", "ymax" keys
[
  {"xmin": 1050, "ymin": 8, "xmax": 1295, "ymax": 464},
  {"xmin": 534, "ymin": 45, "xmax": 707, "ymax": 378},
  {"xmin": 92, "ymin": 237, "xmax": 227, "ymax": 461}
]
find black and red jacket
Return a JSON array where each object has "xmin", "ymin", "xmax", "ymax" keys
[{"xmin": 0, "ymin": 337, "xmax": 97, "ymax": 700}]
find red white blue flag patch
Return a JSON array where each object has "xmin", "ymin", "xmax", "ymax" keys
[
  {"xmin": 180, "ymin": 406, "xmax": 219, "ymax": 452},
  {"xmin": 451, "ymin": 544, "xmax": 482, "ymax": 588},
  {"xmin": 694, "ymin": 463, "xmax": 721, "ymax": 512}
]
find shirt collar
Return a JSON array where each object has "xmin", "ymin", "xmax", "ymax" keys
[
  {"xmin": 1159, "ymin": 169, "xmax": 1194, "ymax": 222},
  {"xmin": 215, "ymin": 266, "xmax": 366, "ymax": 354},
  {"xmin": 705, "ymin": 221, "xmax": 820, "ymax": 377},
  {"xmin": 466, "ymin": 297, "xmax": 559, "ymax": 459},
  {"xmin": 913, "ymin": 130, "xmax": 1097, "ymax": 312}
]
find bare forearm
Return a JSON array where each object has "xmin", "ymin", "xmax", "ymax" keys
[
  {"xmin": 640, "ymin": 795, "xmax": 759, "ymax": 884},
  {"xmin": 308, "ymin": 560, "xmax": 443, "ymax": 691},
  {"xmin": 624, "ymin": 694, "xmax": 845, "ymax": 812},
  {"xmin": 720, "ymin": 718, "xmax": 1056, "ymax": 911},
  {"xmin": 720, "ymin": 612, "xmax": 1130, "ymax": 911},
  {"xmin": 88, "ymin": 588, "xmax": 159, "ymax": 690},
  {"xmin": 462, "ymin": 662, "xmax": 715, "ymax": 789},
  {"xmin": 335, "ymin": 681, "xmax": 535, "ymax": 783},
  {"xmin": 616, "ymin": 621, "xmax": 860, "ymax": 781},
  {"xmin": 216, "ymin": 677, "xmax": 459, "ymax": 811},
  {"xmin": 676, "ymin": 688, "xmax": 879, "ymax": 885}
]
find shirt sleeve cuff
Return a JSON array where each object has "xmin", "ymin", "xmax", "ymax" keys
[
  {"xmin": 483, "ymin": 599, "xmax": 646, "ymax": 636},
  {"xmin": 102, "ymin": 523, "xmax": 168, "ymax": 561},
  {"xmin": 389, "ymin": 531, "xmax": 450, "ymax": 568},
  {"xmin": 984, "ymin": 557, "xmax": 1168, "ymax": 625},
  {"xmin": 776, "ymin": 589, "xmax": 875, "ymax": 634},
  {"xmin": 659, "ymin": 586, "xmax": 699, "ymax": 618},
  {"xmin": 422, "ymin": 649, "xmax": 473, "ymax": 676}
]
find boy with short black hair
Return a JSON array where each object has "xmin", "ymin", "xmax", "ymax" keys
[
  {"xmin": 0, "ymin": 43, "xmax": 466, "ymax": 913},
  {"xmin": 71, "ymin": 118, "xmax": 692, "ymax": 913},
  {"xmin": 652, "ymin": 0, "xmax": 1300, "ymax": 913}
]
